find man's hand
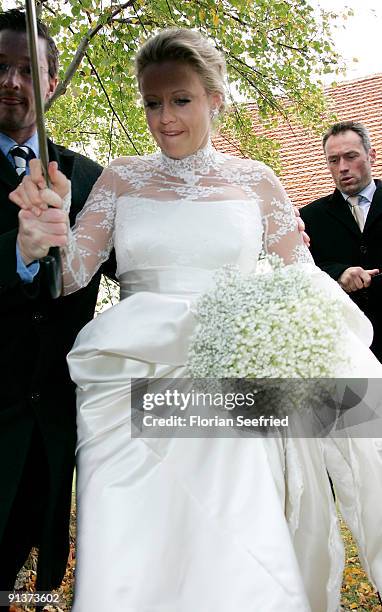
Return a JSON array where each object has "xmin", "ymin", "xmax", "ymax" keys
[
  {"xmin": 17, "ymin": 208, "xmax": 68, "ymax": 265},
  {"xmin": 293, "ymin": 206, "xmax": 310, "ymax": 247},
  {"xmin": 9, "ymin": 159, "xmax": 69, "ymax": 216},
  {"xmin": 338, "ymin": 266, "xmax": 379, "ymax": 292}
]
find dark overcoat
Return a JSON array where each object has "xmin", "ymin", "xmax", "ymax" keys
[
  {"xmin": 0, "ymin": 139, "xmax": 106, "ymax": 589},
  {"xmin": 300, "ymin": 179, "xmax": 382, "ymax": 361}
]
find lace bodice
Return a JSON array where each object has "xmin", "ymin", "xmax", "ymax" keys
[{"xmin": 62, "ymin": 142, "xmax": 312, "ymax": 295}]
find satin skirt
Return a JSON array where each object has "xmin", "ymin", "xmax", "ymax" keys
[{"xmin": 68, "ymin": 269, "xmax": 382, "ymax": 611}]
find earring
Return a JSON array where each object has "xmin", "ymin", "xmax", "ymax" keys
[{"xmin": 210, "ymin": 108, "xmax": 219, "ymax": 120}]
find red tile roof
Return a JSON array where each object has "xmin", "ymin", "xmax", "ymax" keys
[{"xmin": 214, "ymin": 73, "xmax": 382, "ymax": 207}]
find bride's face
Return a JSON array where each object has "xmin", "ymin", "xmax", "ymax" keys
[{"xmin": 140, "ymin": 60, "xmax": 221, "ymax": 159}]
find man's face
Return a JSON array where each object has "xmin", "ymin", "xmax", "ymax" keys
[
  {"xmin": 324, "ymin": 130, "xmax": 376, "ymax": 196},
  {"xmin": 0, "ymin": 30, "xmax": 57, "ymax": 143}
]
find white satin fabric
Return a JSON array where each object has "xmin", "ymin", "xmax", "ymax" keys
[
  {"xmin": 69, "ymin": 268, "xmax": 337, "ymax": 612},
  {"xmin": 64, "ymin": 147, "xmax": 382, "ymax": 611}
]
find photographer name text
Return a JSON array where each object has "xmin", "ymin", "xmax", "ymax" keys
[{"xmin": 141, "ymin": 414, "xmax": 289, "ymax": 428}]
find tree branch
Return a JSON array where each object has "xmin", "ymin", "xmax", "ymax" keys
[
  {"xmin": 46, "ymin": 0, "xmax": 135, "ymax": 109},
  {"xmin": 84, "ymin": 51, "xmax": 141, "ymax": 154}
]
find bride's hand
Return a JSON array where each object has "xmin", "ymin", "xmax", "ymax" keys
[
  {"xmin": 9, "ymin": 159, "xmax": 69, "ymax": 216},
  {"xmin": 293, "ymin": 205, "xmax": 310, "ymax": 247}
]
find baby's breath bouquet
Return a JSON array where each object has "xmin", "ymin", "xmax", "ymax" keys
[{"xmin": 188, "ymin": 255, "xmax": 348, "ymax": 379}]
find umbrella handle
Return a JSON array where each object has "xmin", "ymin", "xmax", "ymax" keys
[
  {"xmin": 25, "ymin": 0, "xmax": 62, "ymax": 298},
  {"xmin": 41, "ymin": 247, "xmax": 62, "ymax": 299}
]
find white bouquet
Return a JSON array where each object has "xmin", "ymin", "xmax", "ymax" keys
[{"xmin": 188, "ymin": 255, "xmax": 348, "ymax": 379}]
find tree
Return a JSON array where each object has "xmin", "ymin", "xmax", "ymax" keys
[{"xmin": 8, "ymin": 0, "xmax": 346, "ymax": 167}]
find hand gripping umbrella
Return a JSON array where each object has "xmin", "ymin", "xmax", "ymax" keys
[{"xmin": 25, "ymin": 0, "xmax": 62, "ymax": 298}]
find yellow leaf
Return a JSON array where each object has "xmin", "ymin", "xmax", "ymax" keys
[
  {"xmin": 199, "ymin": 9, "xmax": 205, "ymax": 20},
  {"xmin": 212, "ymin": 12, "xmax": 219, "ymax": 27},
  {"xmin": 350, "ymin": 604, "xmax": 358, "ymax": 610}
]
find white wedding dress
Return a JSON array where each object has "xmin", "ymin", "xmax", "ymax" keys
[{"xmin": 62, "ymin": 143, "xmax": 382, "ymax": 612}]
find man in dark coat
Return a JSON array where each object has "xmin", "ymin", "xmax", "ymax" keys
[
  {"xmin": 300, "ymin": 121, "xmax": 382, "ymax": 362},
  {"xmin": 0, "ymin": 9, "xmax": 113, "ymax": 595}
]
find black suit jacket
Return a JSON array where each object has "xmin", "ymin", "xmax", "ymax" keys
[
  {"xmin": 0, "ymin": 139, "xmax": 112, "ymax": 589},
  {"xmin": 300, "ymin": 179, "xmax": 382, "ymax": 361}
]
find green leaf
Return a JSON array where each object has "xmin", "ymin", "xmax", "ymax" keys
[{"xmin": 38, "ymin": 0, "xmax": 344, "ymax": 167}]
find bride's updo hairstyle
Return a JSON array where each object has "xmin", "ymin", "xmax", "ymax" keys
[{"xmin": 135, "ymin": 28, "xmax": 227, "ymax": 114}]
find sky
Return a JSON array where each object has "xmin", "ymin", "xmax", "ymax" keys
[{"xmin": 315, "ymin": 0, "xmax": 382, "ymax": 82}]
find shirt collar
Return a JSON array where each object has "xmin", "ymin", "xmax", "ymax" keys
[
  {"xmin": 340, "ymin": 179, "xmax": 376, "ymax": 203},
  {"xmin": 0, "ymin": 131, "xmax": 39, "ymax": 159}
]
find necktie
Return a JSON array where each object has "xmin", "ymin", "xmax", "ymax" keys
[
  {"xmin": 9, "ymin": 145, "xmax": 36, "ymax": 179},
  {"xmin": 347, "ymin": 194, "xmax": 365, "ymax": 231}
]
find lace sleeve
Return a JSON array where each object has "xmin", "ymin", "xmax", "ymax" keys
[
  {"xmin": 61, "ymin": 165, "xmax": 117, "ymax": 295},
  {"xmin": 256, "ymin": 163, "xmax": 313, "ymax": 265}
]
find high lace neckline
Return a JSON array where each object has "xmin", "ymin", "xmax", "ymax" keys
[{"xmin": 157, "ymin": 140, "xmax": 220, "ymax": 183}]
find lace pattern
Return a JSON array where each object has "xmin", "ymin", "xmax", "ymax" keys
[
  {"xmin": 62, "ymin": 173, "xmax": 117, "ymax": 293},
  {"xmin": 61, "ymin": 141, "xmax": 312, "ymax": 294}
]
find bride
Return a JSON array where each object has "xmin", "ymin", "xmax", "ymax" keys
[{"xmin": 12, "ymin": 28, "xmax": 382, "ymax": 612}]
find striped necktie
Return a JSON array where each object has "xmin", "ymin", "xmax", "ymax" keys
[
  {"xmin": 347, "ymin": 195, "xmax": 365, "ymax": 231},
  {"xmin": 9, "ymin": 145, "xmax": 36, "ymax": 179}
]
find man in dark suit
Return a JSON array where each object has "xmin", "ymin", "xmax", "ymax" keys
[
  {"xmin": 0, "ymin": 9, "xmax": 113, "ymax": 597},
  {"xmin": 300, "ymin": 120, "xmax": 382, "ymax": 362}
]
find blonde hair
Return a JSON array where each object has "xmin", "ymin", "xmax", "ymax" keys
[{"xmin": 135, "ymin": 28, "xmax": 226, "ymax": 112}]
